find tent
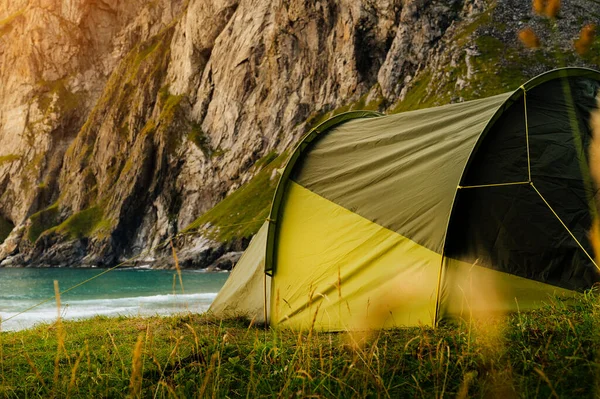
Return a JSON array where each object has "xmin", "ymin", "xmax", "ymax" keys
[{"xmin": 209, "ymin": 67, "xmax": 600, "ymax": 330}]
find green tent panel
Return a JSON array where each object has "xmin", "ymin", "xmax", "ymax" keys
[{"xmin": 210, "ymin": 67, "xmax": 600, "ymax": 330}]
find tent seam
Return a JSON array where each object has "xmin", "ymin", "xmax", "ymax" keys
[{"xmin": 530, "ymin": 182, "xmax": 600, "ymax": 272}]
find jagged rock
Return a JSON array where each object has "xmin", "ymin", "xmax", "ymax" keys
[
  {"xmin": 0, "ymin": 0, "xmax": 598, "ymax": 269},
  {"xmin": 210, "ymin": 251, "xmax": 244, "ymax": 271}
]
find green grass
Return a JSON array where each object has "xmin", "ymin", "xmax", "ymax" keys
[
  {"xmin": 183, "ymin": 152, "xmax": 288, "ymax": 242},
  {"xmin": 0, "ymin": 154, "xmax": 20, "ymax": 166},
  {"xmin": 53, "ymin": 206, "xmax": 109, "ymax": 240},
  {"xmin": 36, "ymin": 79, "xmax": 82, "ymax": 116},
  {"xmin": 305, "ymin": 89, "xmax": 385, "ymax": 132},
  {"xmin": 1, "ymin": 291, "xmax": 600, "ymax": 397},
  {"xmin": 0, "ymin": 216, "xmax": 13, "ymax": 244},
  {"xmin": 390, "ymin": 71, "xmax": 436, "ymax": 113},
  {"xmin": 187, "ymin": 123, "xmax": 210, "ymax": 156},
  {"xmin": 28, "ymin": 203, "xmax": 60, "ymax": 243}
]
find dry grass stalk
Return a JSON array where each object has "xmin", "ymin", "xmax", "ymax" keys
[
  {"xmin": 53, "ymin": 280, "xmax": 65, "ymax": 388},
  {"xmin": 545, "ymin": 0, "xmax": 560, "ymax": 18},
  {"xmin": 23, "ymin": 348, "xmax": 48, "ymax": 391},
  {"xmin": 575, "ymin": 24, "xmax": 596, "ymax": 55},
  {"xmin": 533, "ymin": 0, "xmax": 545, "ymax": 14},
  {"xmin": 518, "ymin": 28, "xmax": 540, "ymax": 48},
  {"xmin": 457, "ymin": 371, "xmax": 477, "ymax": 399},
  {"xmin": 169, "ymin": 240, "xmax": 185, "ymax": 295},
  {"xmin": 590, "ymin": 219, "xmax": 600, "ymax": 267},
  {"xmin": 533, "ymin": 0, "xmax": 560, "ymax": 18},
  {"xmin": 589, "ymin": 97, "xmax": 600, "ymax": 265},
  {"xmin": 107, "ymin": 330, "xmax": 126, "ymax": 374},
  {"xmin": 67, "ymin": 351, "xmax": 85, "ymax": 398},
  {"xmin": 534, "ymin": 367, "xmax": 560, "ymax": 398},
  {"xmin": 198, "ymin": 352, "xmax": 219, "ymax": 398},
  {"xmin": 0, "ymin": 315, "xmax": 4, "ymax": 388},
  {"xmin": 129, "ymin": 334, "xmax": 145, "ymax": 398}
]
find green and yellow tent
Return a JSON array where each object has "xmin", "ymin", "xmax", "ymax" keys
[{"xmin": 210, "ymin": 67, "xmax": 600, "ymax": 330}]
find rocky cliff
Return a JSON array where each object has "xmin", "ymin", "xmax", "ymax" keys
[{"xmin": 0, "ymin": 0, "xmax": 598, "ymax": 268}]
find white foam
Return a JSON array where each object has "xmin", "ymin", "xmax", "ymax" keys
[{"xmin": 0, "ymin": 292, "xmax": 219, "ymax": 332}]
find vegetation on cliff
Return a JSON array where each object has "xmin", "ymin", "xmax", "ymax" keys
[{"xmin": 184, "ymin": 152, "xmax": 288, "ymax": 243}]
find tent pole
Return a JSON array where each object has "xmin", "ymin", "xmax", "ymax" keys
[
  {"xmin": 263, "ymin": 270, "xmax": 268, "ymax": 328},
  {"xmin": 521, "ymin": 86, "xmax": 532, "ymax": 183}
]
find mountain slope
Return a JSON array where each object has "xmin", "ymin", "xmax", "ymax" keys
[{"xmin": 0, "ymin": 0, "xmax": 598, "ymax": 268}]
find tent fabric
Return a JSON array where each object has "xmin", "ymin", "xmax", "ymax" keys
[
  {"xmin": 211, "ymin": 67, "xmax": 600, "ymax": 330},
  {"xmin": 446, "ymin": 76, "xmax": 600, "ymax": 292},
  {"xmin": 273, "ymin": 182, "xmax": 440, "ymax": 330},
  {"xmin": 440, "ymin": 257, "xmax": 578, "ymax": 319},
  {"xmin": 292, "ymin": 92, "xmax": 511, "ymax": 253},
  {"xmin": 208, "ymin": 221, "xmax": 270, "ymax": 323}
]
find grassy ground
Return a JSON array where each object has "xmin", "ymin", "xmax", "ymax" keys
[{"xmin": 1, "ymin": 291, "xmax": 600, "ymax": 398}]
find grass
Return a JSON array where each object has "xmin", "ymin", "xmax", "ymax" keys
[
  {"xmin": 187, "ymin": 123, "xmax": 210, "ymax": 156},
  {"xmin": 53, "ymin": 206, "xmax": 110, "ymax": 240},
  {"xmin": 182, "ymin": 152, "xmax": 288, "ymax": 242},
  {"xmin": 36, "ymin": 79, "xmax": 82, "ymax": 116},
  {"xmin": 28, "ymin": 203, "xmax": 60, "ymax": 243},
  {"xmin": 305, "ymin": 89, "xmax": 385, "ymax": 132},
  {"xmin": 390, "ymin": 72, "xmax": 436, "ymax": 113},
  {"xmin": 0, "ymin": 154, "xmax": 20, "ymax": 166},
  {"xmin": 1, "ymin": 291, "xmax": 600, "ymax": 397}
]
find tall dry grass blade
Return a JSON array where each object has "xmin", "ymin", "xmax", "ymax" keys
[
  {"xmin": 129, "ymin": 334, "xmax": 145, "ymax": 399},
  {"xmin": 107, "ymin": 330, "xmax": 126, "ymax": 377},
  {"xmin": 0, "ymin": 315, "xmax": 4, "ymax": 390},
  {"xmin": 457, "ymin": 371, "xmax": 477, "ymax": 399},
  {"xmin": 575, "ymin": 24, "xmax": 596, "ymax": 55},
  {"xmin": 153, "ymin": 336, "xmax": 183, "ymax": 399},
  {"xmin": 518, "ymin": 28, "xmax": 540, "ymax": 48},
  {"xmin": 589, "ymin": 98, "xmax": 600, "ymax": 265},
  {"xmin": 185, "ymin": 323, "xmax": 201, "ymax": 359},
  {"xmin": 545, "ymin": 0, "xmax": 560, "ymax": 18},
  {"xmin": 533, "ymin": 0, "xmax": 545, "ymax": 15},
  {"xmin": 198, "ymin": 352, "xmax": 218, "ymax": 398},
  {"xmin": 158, "ymin": 381, "xmax": 178, "ymax": 398},
  {"xmin": 22, "ymin": 346, "xmax": 48, "ymax": 391},
  {"xmin": 170, "ymin": 240, "xmax": 185, "ymax": 296},
  {"xmin": 53, "ymin": 279, "xmax": 64, "ymax": 389},
  {"xmin": 85, "ymin": 340, "xmax": 91, "ymax": 373},
  {"xmin": 67, "ymin": 350, "xmax": 85, "ymax": 398},
  {"xmin": 534, "ymin": 367, "xmax": 559, "ymax": 398}
]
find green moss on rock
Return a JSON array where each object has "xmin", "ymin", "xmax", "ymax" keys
[
  {"xmin": 54, "ymin": 206, "xmax": 107, "ymax": 239},
  {"xmin": 305, "ymin": 88, "xmax": 385, "ymax": 131},
  {"xmin": 390, "ymin": 72, "xmax": 435, "ymax": 113},
  {"xmin": 36, "ymin": 78, "xmax": 82, "ymax": 116},
  {"xmin": 28, "ymin": 204, "xmax": 60, "ymax": 243},
  {"xmin": 183, "ymin": 152, "xmax": 288, "ymax": 242},
  {"xmin": 253, "ymin": 150, "xmax": 279, "ymax": 170},
  {"xmin": 187, "ymin": 122, "xmax": 210, "ymax": 156},
  {"xmin": 0, "ymin": 154, "xmax": 21, "ymax": 165}
]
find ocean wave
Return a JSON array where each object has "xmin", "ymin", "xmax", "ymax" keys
[
  {"xmin": 63, "ymin": 292, "xmax": 218, "ymax": 305},
  {"xmin": 0, "ymin": 292, "xmax": 219, "ymax": 331}
]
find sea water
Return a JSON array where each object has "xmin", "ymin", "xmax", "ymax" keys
[{"xmin": 0, "ymin": 267, "xmax": 228, "ymax": 331}]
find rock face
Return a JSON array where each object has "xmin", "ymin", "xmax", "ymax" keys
[{"xmin": 0, "ymin": 0, "xmax": 598, "ymax": 268}]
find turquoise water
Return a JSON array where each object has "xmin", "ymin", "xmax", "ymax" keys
[{"xmin": 0, "ymin": 267, "xmax": 228, "ymax": 331}]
